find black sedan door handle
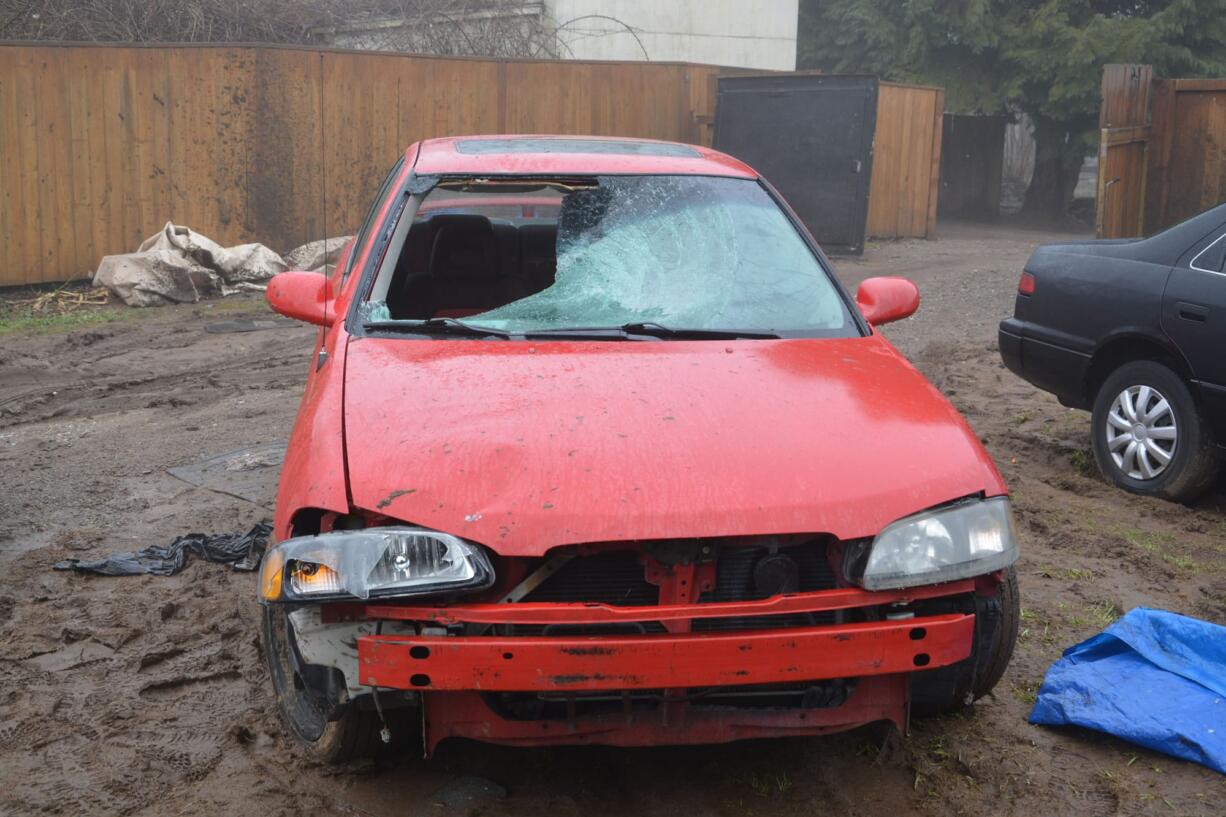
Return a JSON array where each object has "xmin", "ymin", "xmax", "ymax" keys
[{"xmin": 1177, "ymin": 301, "xmax": 1209, "ymax": 322}]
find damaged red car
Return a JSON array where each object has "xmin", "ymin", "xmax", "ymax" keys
[{"xmin": 260, "ymin": 135, "xmax": 1020, "ymax": 762}]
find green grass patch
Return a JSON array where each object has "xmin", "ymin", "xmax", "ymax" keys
[
  {"xmin": 1070, "ymin": 600, "xmax": 1120, "ymax": 631},
  {"xmin": 0, "ymin": 282, "xmax": 134, "ymax": 336},
  {"xmin": 1069, "ymin": 448, "xmax": 1097, "ymax": 477},
  {"xmin": 1115, "ymin": 525, "xmax": 1203, "ymax": 571},
  {"xmin": 746, "ymin": 771, "xmax": 792, "ymax": 797},
  {"xmin": 1086, "ymin": 599, "xmax": 1120, "ymax": 628},
  {"xmin": 0, "ymin": 307, "xmax": 123, "ymax": 336},
  {"xmin": 1010, "ymin": 679, "xmax": 1040, "ymax": 705},
  {"xmin": 1163, "ymin": 553, "xmax": 1198, "ymax": 570},
  {"xmin": 1018, "ymin": 606, "xmax": 1059, "ymax": 646},
  {"xmin": 1116, "ymin": 525, "xmax": 1176, "ymax": 554}
]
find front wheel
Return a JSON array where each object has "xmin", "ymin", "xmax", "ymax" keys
[
  {"xmin": 911, "ymin": 566, "xmax": 1019, "ymax": 716},
  {"xmin": 1090, "ymin": 360, "xmax": 1219, "ymax": 502},
  {"xmin": 262, "ymin": 606, "xmax": 411, "ymax": 763}
]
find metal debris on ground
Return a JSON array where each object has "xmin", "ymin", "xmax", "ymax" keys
[
  {"xmin": 204, "ymin": 318, "xmax": 293, "ymax": 334},
  {"xmin": 166, "ymin": 442, "xmax": 286, "ymax": 509}
]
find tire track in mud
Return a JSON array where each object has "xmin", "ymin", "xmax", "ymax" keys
[{"xmin": 0, "ymin": 347, "xmax": 310, "ymax": 431}]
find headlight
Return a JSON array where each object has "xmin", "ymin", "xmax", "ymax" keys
[
  {"xmin": 845, "ymin": 497, "xmax": 1018, "ymax": 590},
  {"xmin": 259, "ymin": 527, "xmax": 494, "ymax": 602}
]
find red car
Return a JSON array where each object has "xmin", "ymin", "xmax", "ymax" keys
[{"xmin": 260, "ymin": 135, "xmax": 1020, "ymax": 762}]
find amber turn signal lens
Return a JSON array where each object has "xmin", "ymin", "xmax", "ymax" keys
[
  {"xmin": 259, "ymin": 548, "xmax": 285, "ymax": 601},
  {"xmin": 288, "ymin": 561, "xmax": 344, "ymax": 596}
]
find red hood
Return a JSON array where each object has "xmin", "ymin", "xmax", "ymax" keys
[{"xmin": 342, "ymin": 336, "xmax": 1006, "ymax": 555}]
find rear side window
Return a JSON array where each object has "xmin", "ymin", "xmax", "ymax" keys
[{"xmin": 1190, "ymin": 233, "xmax": 1226, "ymax": 274}]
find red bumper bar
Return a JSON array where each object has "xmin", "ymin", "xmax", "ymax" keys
[{"xmin": 358, "ymin": 613, "xmax": 973, "ymax": 691}]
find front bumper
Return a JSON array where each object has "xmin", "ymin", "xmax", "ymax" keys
[
  {"xmin": 323, "ymin": 579, "xmax": 981, "ymax": 752},
  {"xmin": 359, "ymin": 614, "xmax": 972, "ymax": 691}
]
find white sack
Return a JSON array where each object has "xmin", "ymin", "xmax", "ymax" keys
[
  {"xmin": 93, "ymin": 222, "xmax": 287, "ymax": 307},
  {"xmin": 283, "ymin": 236, "xmax": 353, "ymax": 274}
]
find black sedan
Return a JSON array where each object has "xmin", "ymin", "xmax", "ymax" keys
[{"xmin": 1000, "ymin": 203, "xmax": 1225, "ymax": 501}]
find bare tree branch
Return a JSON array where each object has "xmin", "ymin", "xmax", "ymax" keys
[
  {"xmin": 0, "ymin": 0, "xmax": 644, "ymax": 66},
  {"xmin": 551, "ymin": 14, "xmax": 650, "ymax": 61}
]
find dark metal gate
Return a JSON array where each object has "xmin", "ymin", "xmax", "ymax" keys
[{"xmin": 713, "ymin": 74, "xmax": 879, "ymax": 255}]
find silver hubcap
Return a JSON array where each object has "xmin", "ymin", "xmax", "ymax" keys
[{"xmin": 1106, "ymin": 385, "xmax": 1177, "ymax": 480}]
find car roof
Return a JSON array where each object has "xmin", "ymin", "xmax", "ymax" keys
[{"xmin": 409, "ymin": 135, "xmax": 757, "ymax": 178}]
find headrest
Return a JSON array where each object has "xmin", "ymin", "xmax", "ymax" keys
[{"xmin": 428, "ymin": 215, "xmax": 498, "ymax": 281}]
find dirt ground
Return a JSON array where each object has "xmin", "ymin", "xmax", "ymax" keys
[{"xmin": 2, "ymin": 221, "xmax": 1223, "ymax": 817}]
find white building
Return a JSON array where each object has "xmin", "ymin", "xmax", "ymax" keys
[
  {"xmin": 548, "ymin": 1, "xmax": 797, "ymax": 70},
  {"xmin": 318, "ymin": 1, "xmax": 798, "ymax": 71}
]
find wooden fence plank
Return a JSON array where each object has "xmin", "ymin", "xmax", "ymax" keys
[
  {"xmin": 1096, "ymin": 64, "xmax": 1153, "ymax": 238},
  {"xmin": 247, "ymin": 48, "xmax": 324, "ymax": 251},
  {"xmin": 926, "ymin": 89, "xmax": 944, "ymax": 234},
  {"xmin": 13, "ymin": 48, "xmax": 43, "ymax": 283},
  {"xmin": 0, "ymin": 48, "xmax": 12, "ymax": 282},
  {"xmin": 1100, "ymin": 64, "xmax": 1152, "ymax": 127},
  {"xmin": 867, "ymin": 83, "xmax": 940, "ymax": 239}
]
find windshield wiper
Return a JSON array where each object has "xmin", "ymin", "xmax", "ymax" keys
[
  {"xmin": 365, "ymin": 318, "xmax": 513, "ymax": 338},
  {"xmin": 527, "ymin": 322, "xmax": 780, "ymax": 340},
  {"xmin": 620, "ymin": 322, "xmax": 780, "ymax": 340}
]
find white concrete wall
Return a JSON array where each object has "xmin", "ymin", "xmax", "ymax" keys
[{"xmin": 547, "ymin": 0, "xmax": 797, "ymax": 70}]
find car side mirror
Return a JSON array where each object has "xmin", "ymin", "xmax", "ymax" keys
[
  {"xmin": 856, "ymin": 276, "xmax": 920, "ymax": 326},
  {"xmin": 266, "ymin": 271, "xmax": 335, "ymax": 326}
]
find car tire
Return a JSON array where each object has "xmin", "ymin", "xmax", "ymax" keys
[
  {"xmin": 1090, "ymin": 360, "xmax": 1219, "ymax": 502},
  {"xmin": 262, "ymin": 606, "xmax": 412, "ymax": 763},
  {"xmin": 911, "ymin": 566, "xmax": 1019, "ymax": 716}
]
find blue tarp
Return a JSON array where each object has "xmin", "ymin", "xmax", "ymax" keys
[{"xmin": 1029, "ymin": 607, "xmax": 1226, "ymax": 774}]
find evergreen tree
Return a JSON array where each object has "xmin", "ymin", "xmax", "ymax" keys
[{"xmin": 799, "ymin": 0, "xmax": 1226, "ymax": 220}]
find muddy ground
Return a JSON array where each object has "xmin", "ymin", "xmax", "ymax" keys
[{"xmin": 2, "ymin": 221, "xmax": 1223, "ymax": 816}]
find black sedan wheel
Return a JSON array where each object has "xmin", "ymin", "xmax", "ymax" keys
[{"xmin": 1091, "ymin": 360, "xmax": 1219, "ymax": 501}]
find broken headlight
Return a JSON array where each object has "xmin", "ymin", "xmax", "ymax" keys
[
  {"xmin": 259, "ymin": 527, "xmax": 494, "ymax": 602},
  {"xmin": 844, "ymin": 497, "xmax": 1018, "ymax": 590}
]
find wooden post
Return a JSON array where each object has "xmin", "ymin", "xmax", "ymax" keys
[{"xmin": 926, "ymin": 88, "xmax": 944, "ymax": 237}]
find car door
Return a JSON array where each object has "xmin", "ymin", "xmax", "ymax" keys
[{"xmin": 1163, "ymin": 225, "xmax": 1226, "ymax": 389}]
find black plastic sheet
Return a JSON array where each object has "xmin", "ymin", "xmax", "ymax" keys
[{"xmin": 54, "ymin": 523, "xmax": 272, "ymax": 576}]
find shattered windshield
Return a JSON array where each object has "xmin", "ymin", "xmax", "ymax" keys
[{"xmin": 365, "ymin": 175, "xmax": 856, "ymax": 338}]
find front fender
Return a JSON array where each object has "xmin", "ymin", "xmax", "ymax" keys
[{"xmin": 274, "ymin": 327, "xmax": 352, "ymax": 540}]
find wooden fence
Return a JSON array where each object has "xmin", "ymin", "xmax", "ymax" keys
[
  {"xmin": 0, "ymin": 43, "xmax": 941, "ymax": 286},
  {"xmin": 1096, "ymin": 64, "xmax": 1152, "ymax": 238},
  {"xmin": 867, "ymin": 82, "xmax": 943, "ymax": 239},
  {"xmin": 1096, "ymin": 64, "xmax": 1226, "ymax": 238},
  {"xmin": 1146, "ymin": 77, "xmax": 1226, "ymax": 231}
]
